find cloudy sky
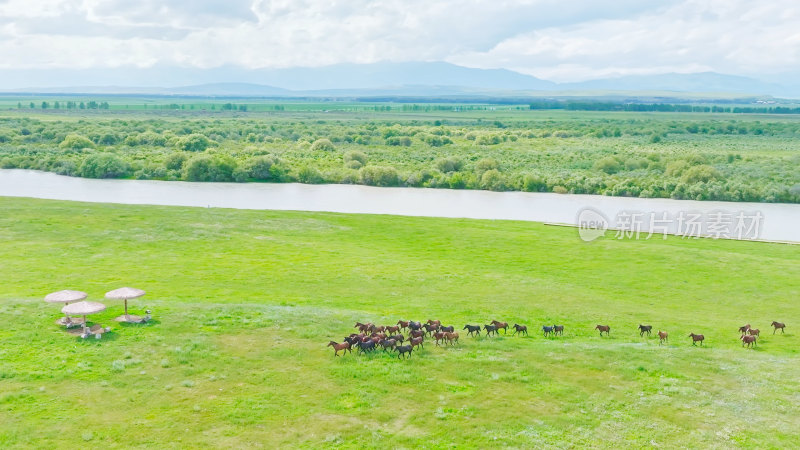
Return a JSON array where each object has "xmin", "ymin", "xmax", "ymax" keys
[{"xmin": 0, "ymin": 0, "xmax": 798, "ymax": 82}]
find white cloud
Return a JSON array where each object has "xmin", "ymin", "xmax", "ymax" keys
[{"xmin": 0, "ymin": 0, "xmax": 797, "ymax": 81}]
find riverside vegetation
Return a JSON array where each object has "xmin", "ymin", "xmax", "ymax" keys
[{"xmin": 0, "ymin": 104, "xmax": 799, "ymax": 203}]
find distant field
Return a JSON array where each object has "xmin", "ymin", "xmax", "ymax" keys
[
  {"xmin": 1, "ymin": 105, "xmax": 799, "ymax": 203},
  {"xmin": 1, "ymin": 197, "xmax": 798, "ymax": 447}
]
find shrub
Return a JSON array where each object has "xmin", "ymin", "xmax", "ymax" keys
[
  {"xmin": 434, "ymin": 157, "xmax": 464, "ymax": 173},
  {"xmin": 476, "ymin": 134, "xmax": 502, "ymax": 145},
  {"xmin": 665, "ymin": 160, "xmax": 690, "ymax": 177},
  {"xmin": 175, "ymin": 134, "xmax": 212, "ymax": 152},
  {"xmin": 593, "ymin": 156, "xmax": 621, "ymax": 174},
  {"xmin": 297, "ymin": 166, "xmax": 324, "ymax": 184},
  {"xmin": 480, "ymin": 169, "xmax": 507, "ymax": 191},
  {"xmin": 245, "ymin": 155, "xmax": 279, "ymax": 180},
  {"xmin": 359, "ymin": 166, "xmax": 399, "ymax": 187},
  {"xmin": 310, "ymin": 138, "xmax": 335, "ymax": 152},
  {"xmin": 343, "ymin": 150, "xmax": 367, "ymax": 166},
  {"xmin": 522, "ymin": 173, "xmax": 547, "ymax": 192},
  {"xmin": 60, "ymin": 134, "xmax": 95, "ymax": 150},
  {"xmin": 386, "ymin": 136, "xmax": 412, "ymax": 146},
  {"xmin": 475, "ymin": 158, "xmax": 499, "ymax": 176},
  {"xmin": 681, "ymin": 164, "xmax": 722, "ymax": 184},
  {"xmin": 183, "ymin": 154, "xmax": 237, "ymax": 181},
  {"xmin": 79, "ymin": 153, "xmax": 130, "ymax": 178},
  {"xmin": 552, "ymin": 185, "xmax": 568, "ymax": 194},
  {"xmin": 164, "ymin": 153, "xmax": 188, "ymax": 171},
  {"xmin": 624, "ymin": 158, "xmax": 649, "ymax": 170}
]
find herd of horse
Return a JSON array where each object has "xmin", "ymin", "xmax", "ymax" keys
[{"xmin": 327, "ymin": 319, "xmax": 788, "ymax": 357}]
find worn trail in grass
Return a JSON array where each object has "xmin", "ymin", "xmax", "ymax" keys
[{"xmin": 0, "ymin": 197, "xmax": 798, "ymax": 448}]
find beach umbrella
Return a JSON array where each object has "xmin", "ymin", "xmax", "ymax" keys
[
  {"xmin": 105, "ymin": 287, "xmax": 145, "ymax": 322},
  {"xmin": 45, "ymin": 290, "xmax": 88, "ymax": 326},
  {"xmin": 61, "ymin": 301, "xmax": 106, "ymax": 331}
]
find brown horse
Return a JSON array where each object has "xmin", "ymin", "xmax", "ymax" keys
[
  {"xmin": 748, "ymin": 328, "xmax": 760, "ymax": 337},
  {"xmin": 595, "ymin": 325, "xmax": 610, "ymax": 336},
  {"xmin": 689, "ymin": 333, "xmax": 704, "ymax": 346},
  {"xmin": 386, "ymin": 325, "xmax": 400, "ymax": 335},
  {"xmin": 380, "ymin": 338, "xmax": 397, "ymax": 352},
  {"xmin": 444, "ymin": 332, "xmax": 459, "ymax": 345},
  {"xmin": 355, "ymin": 322, "xmax": 372, "ymax": 333},
  {"xmin": 423, "ymin": 323, "xmax": 439, "ymax": 335},
  {"xmin": 388, "ymin": 334, "xmax": 405, "ymax": 343},
  {"xmin": 740, "ymin": 334, "xmax": 756, "ymax": 348},
  {"xmin": 658, "ymin": 330, "xmax": 668, "ymax": 345},
  {"xmin": 738, "ymin": 324, "xmax": 751, "ymax": 335},
  {"xmin": 491, "ymin": 320, "xmax": 508, "ymax": 334},
  {"xmin": 410, "ymin": 336, "xmax": 424, "ymax": 349},
  {"xmin": 433, "ymin": 331, "xmax": 446, "ymax": 346},
  {"xmin": 410, "ymin": 329, "xmax": 425, "ymax": 339},
  {"xmin": 638, "ymin": 324, "xmax": 652, "ymax": 337},
  {"xmin": 512, "ymin": 324, "xmax": 527, "ymax": 336},
  {"xmin": 426, "ymin": 319, "xmax": 441, "ymax": 327},
  {"xmin": 553, "ymin": 325, "xmax": 564, "ymax": 336},
  {"xmin": 772, "ymin": 321, "xmax": 786, "ymax": 334},
  {"xmin": 369, "ymin": 325, "xmax": 386, "ymax": 334},
  {"xmin": 396, "ymin": 320, "xmax": 410, "ymax": 331},
  {"xmin": 328, "ymin": 341, "xmax": 352, "ymax": 356}
]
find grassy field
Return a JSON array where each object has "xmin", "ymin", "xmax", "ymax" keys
[{"xmin": 1, "ymin": 196, "xmax": 799, "ymax": 448}]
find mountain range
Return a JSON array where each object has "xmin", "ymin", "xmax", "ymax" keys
[{"xmin": 2, "ymin": 62, "xmax": 797, "ymax": 99}]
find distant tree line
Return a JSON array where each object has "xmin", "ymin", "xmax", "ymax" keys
[{"xmin": 529, "ymin": 101, "xmax": 800, "ymax": 114}]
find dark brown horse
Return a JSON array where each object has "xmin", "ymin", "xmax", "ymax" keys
[
  {"xmin": 388, "ymin": 334, "xmax": 405, "ymax": 343},
  {"xmin": 380, "ymin": 338, "xmax": 397, "ymax": 352},
  {"xmin": 433, "ymin": 331, "xmax": 446, "ymax": 346},
  {"xmin": 396, "ymin": 320, "xmax": 410, "ymax": 331},
  {"xmin": 748, "ymin": 328, "xmax": 760, "ymax": 337},
  {"xmin": 491, "ymin": 320, "xmax": 508, "ymax": 334},
  {"xmin": 772, "ymin": 321, "xmax": 786, "ymax": 334},
  {"xmin": 423, "ymin": 323, "xmax": 439, "ymax": 335},
  {"xmin": 410, "ymin": 336, "xmax": 425, "ymax": 349},
  {"xmin": 512, "ymin": 324, "xmax": 527, "ymax": 336},
  {"xmin": 386, "ymin": 325, "xmax": 400, "ymax": 335},
  {"xmin": 658, "ymin": 330, "xmax": 668, "ymax": 345},
  {"xmin": 463, "ymin": 324, "xmax": 481, "ymax": 336},
  {"xmin": 410, "ymin": 329, "xmax": 425, "ymax": 339},
  {"xmin": 355, "ymin": 322, "xmax": 372, "ymax": 333},
  {"xmin": 328, "ymin": 341, "xmax": 351, "ymax": 356},
  {"xmin": 740, "ymin": 334, "xmax": 756, "ymax": 348},
  {"xmin": 595, "ymin": 325, "xmax": 610, "ymax": 336},
  {"xmin": 689, "ymin": 333, "xmax": 704, "ymax": 346},
  {"xmin": 638, "ymin": 324, "xmax": 652, "ymax": 337},
  {"xmin": 738, "ymin": 324, "xmax": 751, "ymax": 335},
  {"xmin": 553, "ymin": 325, "xmax": 564, "ymax": 336}
]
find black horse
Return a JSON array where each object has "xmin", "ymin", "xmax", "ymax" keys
[
  {"xmin": 542, "ymin": 325, "xmax": 554, "ymax": 337},
  {"xmin": 396, "ymin": 344, "xmax": 413, "ymax": 359},
  {"xmin": 638, "ymin": 324, "xmax": 653, "ymax": 337},
  {"xmin": 409, "ymin": 321, "xmax": 423, "ymax": 331},
  {"xmin": 484, "ymin": 324, "xmax": 498, "ymax": 336},
  {"xmin": 357, "ymin": 340, "xmax": 376, "ymax": 353},
  {"xmin": 463, "ymin": 324, "xmax": 481, "ymax": 336},
  {"xmin": 440, "ymin": 325, "xmax": 455, "ymax": 333},
  {"xmin": 512, "ymin": 324, "xmax": 528, "ymax": 336}
]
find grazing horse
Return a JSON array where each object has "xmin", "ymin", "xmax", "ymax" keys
[
  {"xmin": 741, "ymin": 334, "xmax": 757, "ymax": 348},
  {"xmin": 491, "ymin": 320, "xmax": 509, "ymax": 334},
  {"xmin": 512, "ymin": 324, "xmax": 528, "ymax": 336},
  {"xmin": 440, "ymin": 325, "xmax": 455, "ymax": 333},
  {"xmin": 444, "ymin": 332, "xmax": 459, "ymax": 345},
  {"xmin": 423, "ymin": 323, "xmax": 439, "ymax": 335},
  {"xmin": 396, "ymin": 320, "xmax": 410, "ymax": 331},
  {"xmin": 553, "ymin": 325, "xmax": 564, "ymax": 336},
  {"xmin": 433, "ymin": 331, "xmax": 446, "ymax": 346},
  {"xmin": 388, "ymin": 334, "xmax": 405, "ymax": 343},
  {"xmin": 689, "ymin": 333, "xmax": 704, "ymax": 346},
  {"xmin": 328, "ymin": 341, "xmax": 351, "ymax": 356},
  {"xmin": 426, "ymin": 319, "xmax": 441, "ymax": 327},
  {"xmin": 658, "ymin": 330, "xmax": 668, "ymax": 345},
  {"xmin": 409, "ymin": 321, "xmax": 423, "ymax": 331},
  {"xmin": 484, "ymin": 324, "xmax": 498, "ymax": 336},
  {"xmin": 638, "ymin": 324, "xmax": 653, "ymax": 337},
  {"xmin": 410, "ymin": 336, "xmax": 425, "ymax": 349},
  {"xmin": 738, "ymin": 324, "xmax": 751, "ymax": 335},
  {"xmin": 595, "ymin": 325, "xmax": 610, "ymax": 336},
  {"xmin": 410, "ymin": 329, "xmax": 425, "ymax": 339},
  {"xmin": 463, "ymin": 324, "xmax": 481, "ymax": 337},
  {"xmin": 748, "ymin": 328, "xmax": 760, "ymax": 337},
  {"xmin": 772, "ymin": 321, "xmax": 786, "ymax": 334},
  {"xmin": 542, "ymin": 325, "xmax": 554, "ymax": 337},
  {"xmin": 396, "ymin": 344, "xmax": 413, "ymax": 359}
]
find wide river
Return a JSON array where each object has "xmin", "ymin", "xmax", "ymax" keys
[{"xmin": 1, "ymin": 169, "xmax": 798, "ymax": 243}]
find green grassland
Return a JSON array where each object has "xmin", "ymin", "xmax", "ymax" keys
[
  {"xmin": 1, "ymin": 105, "xmax": 799, "ymax": 203},
  {"xmin": 0, "ymin": 197, "xmax": 798, "ymax": 448}
]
